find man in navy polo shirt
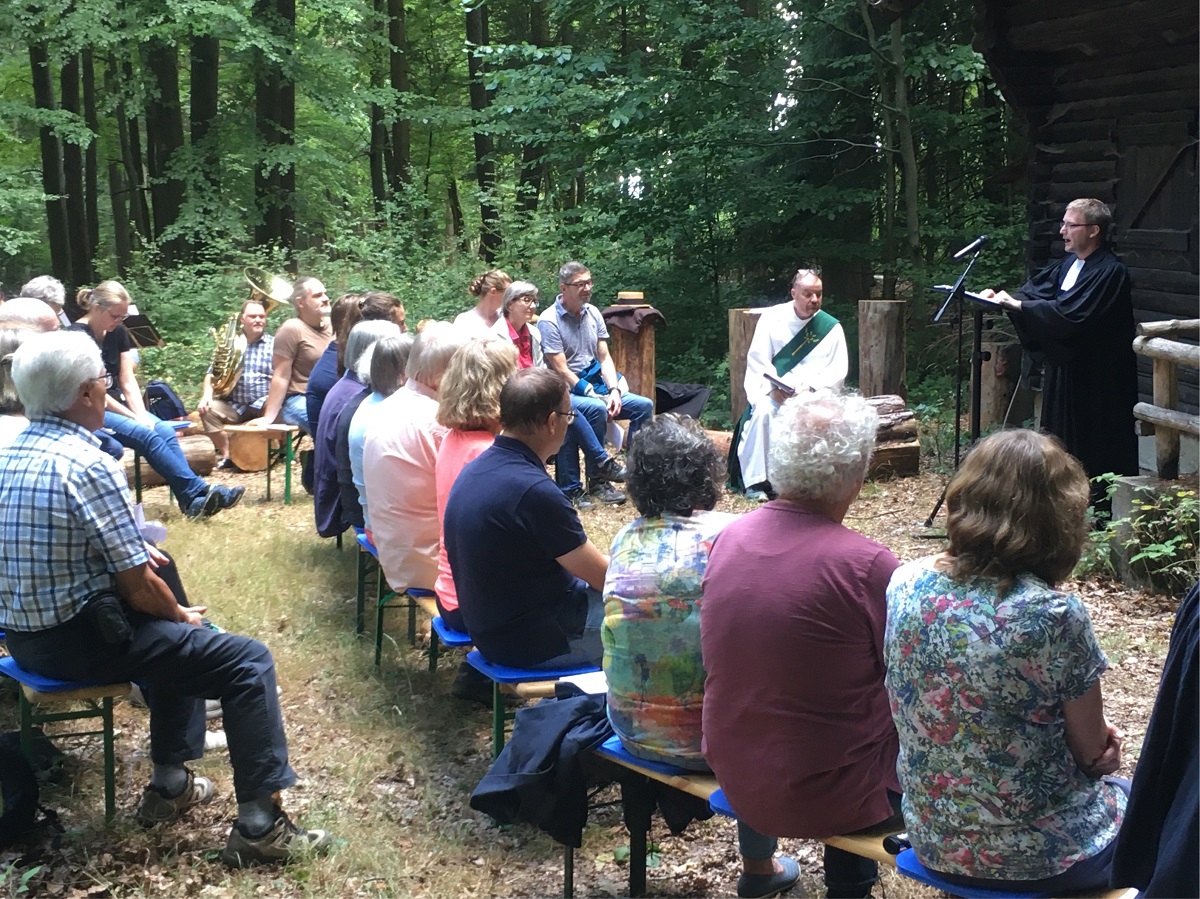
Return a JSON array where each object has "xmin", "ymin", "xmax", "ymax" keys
[{"xmin": 444, "ymin": 368, "xmax": 609, "ymax": 670}]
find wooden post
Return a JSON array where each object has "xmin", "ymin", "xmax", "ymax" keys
[
  {"xmin": 1152, "ymin": 356, "xmax": 1180, "ymax": 478},
  {"xmin": 972, "ymin": 342, "xmax": 1033, "ymax": 430},
  {"xmin": 858, "ymin": 300, "xmax": 906, "ymax": 398},
  {"xmin": 729, "ymin": 308, "xmax": 764, "ymax": 423}
]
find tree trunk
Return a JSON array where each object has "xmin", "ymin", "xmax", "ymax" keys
[
  {"xmin": 82, "ymin": 49, "xmax": 100, "ymax": 261},
  {"xmin": 447, "ymin": 178, "xmax": 464, "ymax": 243},
  {"xmin": 516, "ymin": 0, "xmax": 547, "ymax": 215},
  {"xmin": 387, "ymin": 0, "xmax": 410, "ymax": 190},
  {"xmin": 190, "ymin": 34, "xmax": 220, "ymax": 207},
  {"xmin": 857, "ymin": 0, "xmax": 897, "ymax": 297},
  {"xmin": 110, "ymin": 56, "xmax": 151, "ymax": 246},
  {"xmin": 109, "ymin": 161, "xmax": 132, "ymax": 276},
  {"xmin": 59, "ymin": 53, "xmax": 93, "ymax": 286},
  {"xmin": 465, "ymin": 2, "xmax": 500, "ymax": 261},
  {"xmin": 30, "ymin": 42, "xmax": 72, "ymax": 281},
  {"xmin": 253, "ymin": 0, "xmax": 295, "ymax": 259},
  {"xmin": 142, "ymin": 38, "xmax": 189, "ymax": 264},
  {"xmin": 891, "ymin": 18, "xmax": 920, "ymax": 262}
]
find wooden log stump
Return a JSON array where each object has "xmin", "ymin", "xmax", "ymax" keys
[
  {"xmin": 858, "ymin": 300, "xmax": 907, "ymax": 398},
  {"xmin": 603, "ymin": 303, "xmax": 659, "ymax": 402},
  {"xmin": 121, "ymin": 435, "xmax": 215, "ymax": 488},
  {"xmin": 728, "ymin": 308, "xmax": 765, "ymax": 423}
]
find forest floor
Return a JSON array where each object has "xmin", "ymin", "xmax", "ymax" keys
[{"xmin": 0, "ymin": 460, "xmax": 1181, "ymax": 899}]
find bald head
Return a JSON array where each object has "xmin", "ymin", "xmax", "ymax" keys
[{"xmin": 0, "ymin": 298, "xmax": 60, "ymax": 332}]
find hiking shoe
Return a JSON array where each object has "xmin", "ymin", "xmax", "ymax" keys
[
  {"xmin": 183, "ymin": 487, "xmax": 221, "ymax": 519},
  {"xmin": 565, "ymin": 490, "xmax": 596, "ymax": 512},
  {"xmin": 221, "ymin": 809, "xmax": 332, "ymax": 868},
  {"xmin": 136, "ymin": 770, "xmax": 215, "ymax": 826},
  {"xmin": 594, "ymin": 455, "xmax": 626, "ymax": 483},
  {"xmin": 737, "ymin": 856, "xmax": 801, "ymax": 898},
  {"xmin": 587, "ymin": 480, "xmax": 627, "ymax": 506},
  {"xmin": 211, "ymin": 484, "xmax": 245, "ymax": 512}
]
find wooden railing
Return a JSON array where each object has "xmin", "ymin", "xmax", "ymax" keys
[{"xmin": 1132, "ymin": 318, "xmax": 1200, "ymax": 478}]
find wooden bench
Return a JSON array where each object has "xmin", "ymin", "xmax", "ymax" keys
[
  {"xmin": 578, "ymin": 735, "xmax": 1138, "ymax": 899},
  {"xmin": 224, "ymin": 423, "xmax": 301, "ymax": 504}
]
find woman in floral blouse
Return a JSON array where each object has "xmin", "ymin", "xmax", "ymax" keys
[{"xmin": 885, "ymin": 428, "xmax": 1127, "ymax": 892}]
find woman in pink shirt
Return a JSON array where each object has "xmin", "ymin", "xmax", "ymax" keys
[
  {"xmin": 491, "ymin": 281, "xmax": 543, "ymax": 369},
  {"xmin": 433, "ymin": 337, "xmax": 519, "ymax": 702}
]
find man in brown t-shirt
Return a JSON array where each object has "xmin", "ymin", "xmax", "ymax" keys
[{"xmin": 254, "ymin": 277, "xmax": 332, "ymax": 436}]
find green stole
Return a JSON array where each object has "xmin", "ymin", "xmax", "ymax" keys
[{"xmin": 727, "ymin": 309, "xmax": 839, "ymax": 492}]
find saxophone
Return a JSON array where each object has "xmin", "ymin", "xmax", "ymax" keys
[{"xmin": 209, "ymin": 312, "xmax": 247, "ymax": 397}]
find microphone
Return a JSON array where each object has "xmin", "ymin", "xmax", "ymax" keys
[{"xmin": 952, "ymin": 235, "xmax": 988, "ymax": 259}]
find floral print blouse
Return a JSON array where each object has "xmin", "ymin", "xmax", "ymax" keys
[
  {"xmin": 601, "ymin": 511, "xmax": 735, "ymax": 765},
  {"xmin": 884, "ymin": 558, "xmax": 1126, "ymax": 880}
]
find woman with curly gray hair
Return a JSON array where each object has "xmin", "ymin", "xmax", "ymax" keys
[
  {"xmin": 602, "ymin": 415, "xmax": 798, "ymax": 897},
  {"xmin": 702, "ymin": 390, "xmax": 903, "ymax": 899}
]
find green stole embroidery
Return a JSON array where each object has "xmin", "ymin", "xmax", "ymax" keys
[
  {"xmin": 771, "ymin": 309, "xmax": 837, "ymax": 377},
  {"xmin": 726, "ymin": 309, "xmax": 839, "ymax": 492}
]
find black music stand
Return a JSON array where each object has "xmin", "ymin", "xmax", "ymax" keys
[
  {"xmin": 124, "ymin": 314, "xmax": 165, "ymax": 349},
  {"xmin": 922, "ymin": 254, "xmax": 1004, "ymax": 528}
]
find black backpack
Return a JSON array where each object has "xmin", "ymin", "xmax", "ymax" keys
[
  {"xmin": 0, "ymin": 733, "xmax": 38, "ymax": 846},
  {"xmin": 144, "ymin": 379, "xmax": 187, "ymax": 420}
]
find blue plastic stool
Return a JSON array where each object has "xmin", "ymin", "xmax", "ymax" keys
[
  {"xmin": 0, "ymin": 656, "xmax": 130, "ymax": 820},
  {"xmin": 595, "ymin": 734, "xmax": 700, "ymax": 778},
  {"xmin": 355, "ymin": 532, "xmax": 437, "ymax": 665},
  {"xmin": 429, "ymin": 616, "xmax": 472, "ymax": 672},
  {"xmin": 464, "ymin": 650, "xmax": 599, "ymax": 757},
  {"xmin": 708, "ymin": 786, "xmax": 736, "ymax": 818},
  {"xmin": 895, "ymin": 849, "xmax": 1052, "ymax": 899}
]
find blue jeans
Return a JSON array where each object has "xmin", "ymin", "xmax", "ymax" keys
[
  {"xmin": 282, "ymin": 393, "xmax": 311, "ymax": 436},
  {"xmin": 7, "ymin": 605, "xmax": 296, "ymax": 803},
  {"xmin": 555, "ymin": 391, "xmax": 653, "ymax": 494},
  {"xmin": 528, "ymin": 582, "xmax": 604, "ymax": 670},
  {"xmin": 104, "ymin": 411, "xmax": 207, "ymax": 508}
]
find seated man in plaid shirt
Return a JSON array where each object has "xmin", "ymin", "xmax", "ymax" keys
[
  {"xmin": 197, "ymin": 299, "xmax": 275, "ymax": 469},
  {"xmin": 0, "ymin": 331, "xmax": 330, "ymax": 867}
]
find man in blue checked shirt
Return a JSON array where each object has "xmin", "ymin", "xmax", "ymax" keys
[
  {"xmin": 197, "ymin": 299, "xmax": 274, "ymax": 470},
  {"xmin": 0, "ymin": 331, "xmax": 330, "ymax": 867}
]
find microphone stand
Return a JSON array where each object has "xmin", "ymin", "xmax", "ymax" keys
[{"xmin": 923, "ymin": 248, "xmax": 987, "ymax": 529}]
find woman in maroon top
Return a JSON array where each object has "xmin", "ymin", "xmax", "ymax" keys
[{"xmin": 702, "ymin": 391, "xmax": 902, "ymax": 899}]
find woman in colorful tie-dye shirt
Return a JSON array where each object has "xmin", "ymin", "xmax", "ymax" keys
[{"xmin": 885, "ymin": 429, "xmax": 1127, "ymax": 893}]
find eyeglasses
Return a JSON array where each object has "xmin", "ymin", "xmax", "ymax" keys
[
  {"xmin": 564, "ymin": 279, "xmax": 593, "ymax": 289},
  {"xmin": 1060, "ymin": 221, "xmax": 1091, "ymax": 230},
  {"xmin": 106, "ymin": 308, "xmax": 129, "ymax": 323},
  {"xmin": 555, "ymin": 408, "xmax": 578, "ymax": 424},
  {"xmin": 515, "ymin": 295, "xmax": 538, "ymax": 308},
  {"xmin": 93, "ymin": 373, "xmax": 113, "ymax": 389}
]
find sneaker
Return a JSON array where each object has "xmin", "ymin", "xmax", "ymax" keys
[
  {"xmin": 737, "ymin": 856, "xmax": 801, "ymax": 898},
  {"xmin": 136, "ymin": 769, "xmax": 216, "ymax": 826},
  {"xmin": 565, "ymin": 490, "xmax": 596, "ymax": 512},
  {"xmin": 183, "ymin": 487, "xmax": 221, "ymax": 519},
  {"xmin": 593, "ymin": 455, "xmax": 626, "ymax": 483},
  {"xmin": 221, "ymin": 809, "xmax": 332, "ymax": 868},
  {"xmin": 204, "ymin": 729, "xmax": 228, "ymax": 752},
  {"xmin": 211, "ymin": 484, "xmax": 245, "ymax": 512},
  {"xmin": 587, "ymin": 480, "xmax": 627, "ymax": 506}
]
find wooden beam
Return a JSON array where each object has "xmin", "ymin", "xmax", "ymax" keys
[
  {"xmin": 1133, "ymin": 336, "xmax": 1200, "ymax": 368},
  {"xmin": 1137, "ymin": 318, "xmax": 1200, "ymax": 338},
  {"xmin": 1133, "ymin": 402, "xmax": 1200, "ymax": 436}
]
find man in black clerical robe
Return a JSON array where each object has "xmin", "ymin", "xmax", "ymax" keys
[{"xmin": 983, "ymin": 198, "xmax": 1139, "ymax": 484}]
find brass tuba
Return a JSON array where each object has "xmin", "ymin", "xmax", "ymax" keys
[{"xmin": 208, "ymin": 268, "xmax": 292, "ymax": 397}]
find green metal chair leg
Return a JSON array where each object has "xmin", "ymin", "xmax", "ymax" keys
[
  {"xmin": 407, "ymin": 595, "xmax": 417, "ymax": 645},
  {"xmin": 101, "ymin": 697, "xmax": 116, "ymax": 820},
  {"xmin": 283, "ymin": 431, "xmax": 297, "ymax": 505},
  {"xmin": 492, "ymin": 682, "xmax": 505, "ymax": 758},
  {"xmin": 134, "ymin": 452, "xmax": 144, "ymax": 504},
  {"xmin": 428, "ymin": 628, "xmax": 440, "ymax": 672},
  {"xmin": 355, "ymin": 551, "xmax": 368, "ymax": 636}
]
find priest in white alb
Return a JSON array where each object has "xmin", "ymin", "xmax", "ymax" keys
[{"xmin": 728, "ymin": 269, "xmax": 848, "ymax": 498}]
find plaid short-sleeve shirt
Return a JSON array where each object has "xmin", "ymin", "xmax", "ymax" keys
[{"xmin": 0, "ymin": 416, "xmax": 149, "ymax": 632}]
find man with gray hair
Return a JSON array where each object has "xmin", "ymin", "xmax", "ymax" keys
[
  {"xmin": 361, "ymin": 321, "xmax": 471, "ymax": 591},
  {"xmin": 728, "ymin": 268, "xmax": 848, "ymax": 500},
  {"xmin": 702, "ymin": 390, "xmax": 901, "ymax": 899},
  {"xmin": 0, "ymin": 297, "xmax": 60, "ymax": 333},
  {"xmin": 254, "ymin": 276, "xmax": 332, "ymax": 436},
  {"xmin": 0, "ymin": 330, "xmax": 330, "ymax": 866},
  {"xmin": 19, "ymin": 275, "xmax": 72, "ymax": 328}
]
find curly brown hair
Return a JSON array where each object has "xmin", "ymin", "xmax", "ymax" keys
[{"xmin": 940, "ymin": 429, "xmax": 1090, "ymax": 592}]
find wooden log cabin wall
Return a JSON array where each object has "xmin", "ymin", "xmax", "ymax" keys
[{"xmin": 974, "ymin": 0, "xmax": 1200, "ymax": 414}]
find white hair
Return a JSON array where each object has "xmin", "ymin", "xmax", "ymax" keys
[
  {"xmin": 0, "ymin": 298, "xmax": 59, "ymax": 332},
  {"xmin": 344, "ymin": 320, "xmax": 401, "ymax": 377},
  {"xmin": 768, "ymin": 390, "xmax": 878, "ymax": 505},
  {"xmin": 19, "ymin": 276, "xmax": 66, "ymax": 308},
  {"xmin": 12, "ymin": 331, "xmax": 103, "ymax": 418},
  {"xmin": 405, "ymin": 321, "xmax": 472, "ymax": 392},
  {"xmin": 501, "ymin": 280, "xmax": 540, "ymax": 316}
]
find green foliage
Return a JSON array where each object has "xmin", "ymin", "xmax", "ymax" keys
[{"xmin": 1121, "ymin": 483, "xmax": 1199, "ymax": 595}]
